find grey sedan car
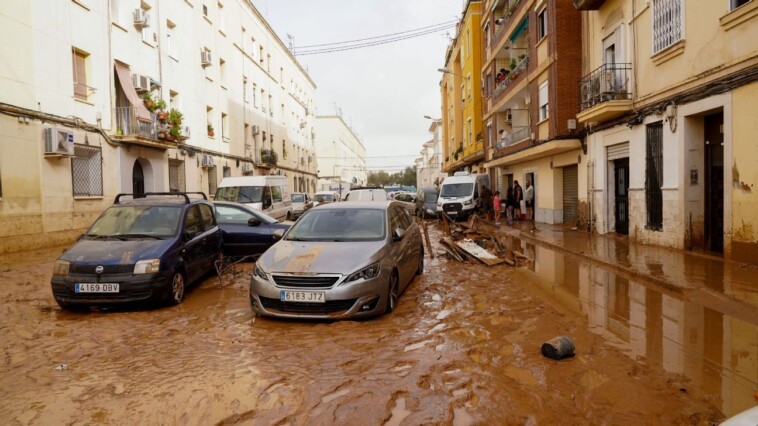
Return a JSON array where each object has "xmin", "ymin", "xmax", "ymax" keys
[{"xmin": 249, "ymin": 201, "xmax": 424, "ymax": 319}]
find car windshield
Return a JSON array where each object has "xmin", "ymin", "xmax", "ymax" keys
[
  {"xmin": 284, "ymin": 209, "xmax": 385, "ymax": 241},
  {"xmin": 215, "ymin": 204, "xmax": 277, "ymax": 225},
  {"xmin": 316, "ymin": 194, "xmax": 333, "ymax": 202},
  {"xmin": 291, "ymin": 194, "xmax": 305, "ymax": 203},
  {"xmin": 440, "ymin": 183, "xmax": 473, "ymax": 198},
  {"xmin": 425, "ymin": 193, "xmax": 438, "ymax": 202},
  {"xmin": 215, "ymin": 186, "xmax": 263, "ymax": 203},
  {"xmin": 86, "ymin": 205, "xmax": 182, "ymax": 238}
]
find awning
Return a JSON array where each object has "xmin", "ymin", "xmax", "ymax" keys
[
  {"xmin": 114, "ymin": 63, "xmax": 152, "ymax": 122},
  {"xmin": 509, "ymin": 18, "xmax": 528, "ymax": 43}
]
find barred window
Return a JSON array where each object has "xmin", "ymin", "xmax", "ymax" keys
[
  {"xmin": 645, "ymin": 122, "xmax": 663, "ymax": 230},
  {"xmin": 168, "ymin": 159, "xmax": 186, "ymax": 193},
  {"xmin": 652, "ymin": 0, "xmax": 682, "ymax": 54},
  {"xmin": 71, "ymin": 144, "xmax": 103, "ymax": 197}
]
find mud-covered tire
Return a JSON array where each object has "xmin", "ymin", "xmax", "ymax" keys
[
  {"xmin": 385, "ymin": 271, "xmax": 400, "ymax": 314},
  {"xmin": 166, "ymin": 271, "xmax": 186, "ymax": 306},
  {"xmin": 416, "ymin": 246, "xmax": 424, "ymax": 276}
]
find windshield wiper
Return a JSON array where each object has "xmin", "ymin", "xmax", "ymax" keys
[
  {"xmin": 84, "ymin": 234, "xmax": 112, "ymax": 240},
  {"xmin": 118, "ymin": 234, "xmax": 163, "ymax": 240}
]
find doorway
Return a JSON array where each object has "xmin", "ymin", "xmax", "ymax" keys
[
  {"xmin": 562, "ymin": 165, "xmax": 578, "ymax": 225},
  {"xmin": 614, "ymin": 158, "xmax": 629, "ymax": 234},
  {"xmin": 132, "ymin": 160, "xmax": 145, "ymax": 197},
  {"xmin": 704, "ymin": 112, "xmax": 724, "ymax": 253}
]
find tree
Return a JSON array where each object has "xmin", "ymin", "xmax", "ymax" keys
[{"xmin": 368, "ymin": 171, "xmax": 391, "ymax": 187}]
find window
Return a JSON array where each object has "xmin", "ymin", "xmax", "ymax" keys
[
  {"xmin": 243, "ymin": 76, "xmax": 248, "ymax": 103},
  {"xmin": 652, "ymin": 0, "xmax": 683, "ymax": 54},
  {"xmin": 110, "ymin": 0, "xmax": 122, "ymax": 25},
  {"xmin": 242, "ymin": 27, "xmax": 248, "ymax": 51},
  {"xmin": 253, "ymin": 83, "xmax": 258, "ymax": 107},
  {"xmin": 71, "ymin": 48, "xmax": 89, "ymax": 101},
  {"xmin": 168, "ymin": 159, "xmax": 186, "ymax": 192},
  {"xmin": 466, "ymin": 74, "xmax": 472, "ymax": 100},
  {"xmin": 222, "ymin": 166, "xmax": 231, "ymax": 178},
  {"xmin": 221, "ymin": 112, "xmax": 228, "ymax": 141},
  {"xmin": 268, "ymin": 94, "xmax": 273, "ymax": 116},
  {"xmin": 71, "ymin": 144, "xmax": 103, "ymax": 197},
  {"xmin": 645, "ymin": 122, "xmax": 663, "ymax": 230},
  {"xmin": 466, "ymin": 29, "xmax": 471, "ymax": 57},
  {"xmin": 199, "ymin": 204, "xmax": 216, "ymax": 229},
  {"xmin": 261, "ymin": 89, "xmax": 266, "ymax": 111},
  {"xmin": 202, "ymin": 3, "xmax": 208, "ymax": 17},
  {"xmin": 169, "ymin": 90, "xmax": 179, "ymax": 110},
  {"xmin": 538, "ymin": 81, "xmax": 549, "ymax": 121},
  {"xmin": 271, "ymin": 186, "xmax": 282, "ymax": 202},
  {"xmin": 139, "ymin": 5, "xmax": 152, "ymax": 43},
  {"xmin": 484, "ymin": 22, "xmax": 490, "ymax": 47},
  {"xmin": 259, "ymin": 46, "xmax": 264, "ymax": 65},
  {"xmin": 467, "ymin": 119, "xmax": 472, "ymax": 146},
  {"xmin": 267, "ymin": 54, "xmax": 271, "ymax": 73},
  {"xmin": 537, "ymin": 8, "xmax": 547, "ymax": 40},
  {"xmin": 208, "ymin": 166, "xmax": 218, "ymax": 195},
  {"xmin": 217, "ymin": 1, "xmax": 225, "ymax": 33},
  {"xmin": 206, "ymin": 106, "xmax": 214, "ymax": 136},
  {"xmin": 166, "ymin": 20, "xmax": 176, "ymax": 58},
  {"xmin": 219, "ymin": 58, "xmax": 226, "ymax": 86},
  {"xmin": 184, "ymin": 206, "xmax": 201, "ymax": 235},
  {"xmin": 731, "ymin": 0, "xmax": 751, "ymax": 10}
]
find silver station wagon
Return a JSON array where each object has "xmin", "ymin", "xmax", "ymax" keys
[{"xmin": 249, "ymin": 201, "xmax": 424, "ymax": 319}]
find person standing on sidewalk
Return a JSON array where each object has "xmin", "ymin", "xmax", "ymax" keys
[
  {"xmin": 513, "ymin": 180, "xmax": 523, "ymax": 221},
  {"xmin": 481, "ymin": 185, "xmax": 493, "ymax": 220},
  {"xmin": 493, "ymin": 191, "xmax": 502, "ymax": 225},
  {"xmin": 525, "ymin": 180, "xmax": 534, "ymax": 221}
]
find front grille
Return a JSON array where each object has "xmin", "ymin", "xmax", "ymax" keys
[
  {"xmin": 259, "ymin": 297, "xmax": 356, "ymax": 315},
  {"xmin": 443, "ymin": 203, "xmax": 462, "ymax": 212},
  {"xmin": 271, "ymin": 275, "xmax": 340, "ymax": 289},
  {"xmin": 70, "ymin": 264, "xmax": 134, "ymax": 274}
]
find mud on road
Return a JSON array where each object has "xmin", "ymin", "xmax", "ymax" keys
[{"xmin": 0, "ymin": 225, "xmax": 732, "ymax": 425}]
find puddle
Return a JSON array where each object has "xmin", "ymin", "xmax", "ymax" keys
[{"xmin": 404, "ymin": 340, "xmax": 433, "ymax": 352}]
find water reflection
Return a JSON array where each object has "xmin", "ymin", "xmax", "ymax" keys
[{"xmin": 513, "ymin": 241, "xmax": 758, "ymax": 417}]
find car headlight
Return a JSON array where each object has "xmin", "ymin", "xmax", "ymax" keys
[
  {"xmin": 53, "ymin": 260, "xmax": 70, "ymax": 276},
  {"xmin": 253, "ymin": 264, "xmax": 268, "ymax": 281},
  {"xmin": 463, "ymin": 200, "xmax": 472, "ymax": 205},
  {"xmin": 134, "ymin": 259, "xmax": 160, "ymax": 274},
  {"xmin": 345, "ymin": 262, "xmax": 381, "ymax": 283}
]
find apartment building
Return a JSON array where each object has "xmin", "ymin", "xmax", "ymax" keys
[
  {"xmin": 575, "ymin": 0, "xmax": 758, "ymax": 262},
  {"xmin": 440, "ymin": 1, "xmax": 485, "ymax": 175},
  {"xmin": 0, "ymin": 0, "xmax": 317, "ymax": 254},
  {"xmin": 415, "ymin": 120, "xmax": 446, "ymax": 189},
  {"xmin": 480, "ymin": 0, "xmax": 584, "ymax": 225},
  {"xmin": 314, "ymin": 115, "xmax": 367, "ymax": 196}
]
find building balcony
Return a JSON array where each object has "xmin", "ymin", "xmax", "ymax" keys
[
  {"xmin": 487, "ymin": 138, "xmax": 582, "ymax": 168},
  {"xmin": 573, "ymin": 0, "xmax": 607, "ymax": 10},
  {"xmin": 255, "ymin": 149, "xmax": 278, "ymax": 169},
  {"xmin": 112, "ymin": 107, "xmax": 185, "ymax": 150},
  {"xmin": 495, "ymin": 126, "xmax": 530, "ymax": 150},
  {"xmin": 576, "ymin": 63, "xmax": 633, "ymax": 124},
  {"xmin": 492, "ymin": 55, "xmax": 528, "ymax": 107},
  {"xmin": 491, "ymin": 0, "xmax": 526, "ymax": 51}
]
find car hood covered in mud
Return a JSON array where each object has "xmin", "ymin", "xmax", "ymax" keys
[
  {"xmin": 258, "ymin": 240, "xmax": 385, "ymax": 274},
  {"xmin": 60, "ymin": 239, "xmax": 173, "ymax": 265}
]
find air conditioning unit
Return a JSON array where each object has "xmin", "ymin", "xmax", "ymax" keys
[
  {"xmin": 201, "ymin": 154, "xmax": 214, "ymax": 168},
  {"xmin": 133, "ymin": 9, "xmax": 149, "ymax": 27},
  {"xmin": 200, "ymin": 50, "xmax": 212, "ymax": 67},
  {"xmin": 251, "ymin": 124, "xmax": 261, "ymax": 135},
  {"xmin": 132, "ymin": 74, "xmax": 151, "ymax": 92},
  {"xmin": 181, "ymin": 125, "xmax": 191, "ymax": 138},
  {"xmin": 505, "ymin": 112, "xmax": 512, "ymax": 123},
  {"xmin": 241, "ymin": 162, "xmax": 252, "ymax": 174},
  {"xmin": 44, "ymin": 127, "xmax": 75, "ymax": 156}
]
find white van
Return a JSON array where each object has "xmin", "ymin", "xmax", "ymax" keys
[
  {"xmin": 214, "ymin": 176, "xmax": 291, "ymax": 220},
  {"xmin": 437, "ymin": 172, "xmax": 490, "ymax": 219}
]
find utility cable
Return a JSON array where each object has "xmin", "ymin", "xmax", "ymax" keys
[
  {"xmin": 295, "ymin": 25, "xmax": 455, "ymax": 56},
  {"xmin": 295, "ymin": 20, "xmax": 457, "ymax": 49}
]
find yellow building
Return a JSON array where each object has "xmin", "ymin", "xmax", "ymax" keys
[
  {"xmin": 441, "ymin": 1, "xmax": 484, "ymax": 175},
  {"xmin": 575, "ymin": 0, "xmax": 758, "ymax": 261}
]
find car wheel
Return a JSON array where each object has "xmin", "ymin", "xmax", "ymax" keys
[
  {"xmin": 385, "ymin": 271, "xmax": 400, "ymax": 314},
  {"xmin": 166, "ymin": 271, "xmax": 186, "ymax": 305},
  {"xmin": 416, "ymin": 245, "xmax": 424, "ymax": 276}
]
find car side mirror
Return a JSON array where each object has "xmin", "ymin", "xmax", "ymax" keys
[
  {"xmin": 248, "ymin": 218, "xmax": 262, "ymax": 227},
  {"xmin": 392, "ymin": 228, "xmax": 406, "ymax": 242},
  {"xmin": 272, "ymin": 229, "xmax": 285, "ymax": 240}
]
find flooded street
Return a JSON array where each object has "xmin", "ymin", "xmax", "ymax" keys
[{"xmin": 1, "ymin": 224, "xmax": 756, "ymax": 425}]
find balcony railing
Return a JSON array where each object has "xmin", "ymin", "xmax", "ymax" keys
[
  {"xmin": 494, "ymin": 55, "xmax": 528, "ymax": 97},
  {"xmin": 114, "ymin": 107, "xmax": 157, "ymax": 139},
  {"xmin": 579, "ymin": 63, "xmax": 632, "ymax": 111},
  {"xmin": 496, "ymin": 126, "xmax": 530, "ymax": 149}
]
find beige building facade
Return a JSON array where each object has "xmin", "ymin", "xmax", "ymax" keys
[
  {"xmin": 575, "ymin": 0, "xmax": 758, "ymax": 262},
  {"xmin": 0, "ymin": 0, "xmax": 318, "ymax": 254}
]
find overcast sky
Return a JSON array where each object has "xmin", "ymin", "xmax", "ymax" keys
[{"xmin": 255, "ymin": 0, "xmax": 464, "ymax": 173}]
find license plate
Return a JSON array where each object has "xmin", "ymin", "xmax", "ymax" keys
[
  {"xmin": 280, "ymin": 290, "xmax": 325, "ymax": 303},
  {"xmin": 75, "ymin": 283, "xmax": 120, "ymax": 293}
]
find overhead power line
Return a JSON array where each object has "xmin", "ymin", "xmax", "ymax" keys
[
  {"xmin": 295, "ymin": 20, "xmax": 457, "ymax": 49},
  {"xmin": 295, "ymin": 24, "xmax": 455, "ymax": 56}
]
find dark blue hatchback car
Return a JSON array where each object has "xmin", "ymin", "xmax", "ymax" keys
[
  {"xmin": 213, "ymin": 201, "xmax": 291, "ymax": 259},
  {"xmin": 50, "ymin": 192, "xmax": 221, "ymax": 310}
]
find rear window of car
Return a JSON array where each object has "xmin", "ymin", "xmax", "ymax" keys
[
  {"xmin": 291, "ymin": 194, "xmax": 305, "ymax": 203},
  {"xmin": 198, "ymin": 204, "xmax": 215, "ymax": 229}
]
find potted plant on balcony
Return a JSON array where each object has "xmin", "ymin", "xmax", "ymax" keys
[
  {"xmin": 207, "ymin": 124, "xmax": 214, "ymax": 137},
  {"xmin": 155, "ymin": 99, "xmax": 168, "ymax": 121},
  {"xmin": 261, "ymin": 149, "xmax": 278, "ymax": 166},
  {"xmin": 165, "ymin": 109, "xmax": 183, "ymax": 141},
  {"xmin": 142, "ymin": 92, "xmax": 155, "ymax": 111}
]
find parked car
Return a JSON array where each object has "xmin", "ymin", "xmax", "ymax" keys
[
  {"xmin": 288, "ymin": 192, "xmax": 313, "ymax": 220},
  {"xmin": 50, "ymin": 192, "xmax": 221, "ymax": 309},
  {"xmin": 343, "ymin": 188, "xmax": 388, "ymax": 202},
  {"xmin": 215, "ymin": 175, "xmax": 291, "ymax": 220},
  {"xmin": 249, "ymin": 201, "xmax": 424, "ymax": 319},
  {"xmin": 214, "ymin": 201, "xmax": 291, "ymax": 259},
  {"xmin": 393, "ymin": 192, "xmax": 417, "ymax": 213},
  {"xmin": 437, "ymin": 171, "xmax": 490, "ymax": 219},
  {"xmin": 314, "ymin": 191, "xmax": 340, "ymax": 204},
  {"xmin": 415, "ymin": 186, "xmax": 439, "ymax": 218}
]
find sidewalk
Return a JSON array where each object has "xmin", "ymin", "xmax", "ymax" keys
[{"xmin": 501, "ymin": 220, "xmax": 758, "ymax": 325}]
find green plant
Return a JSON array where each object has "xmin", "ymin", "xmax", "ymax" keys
[
  {"xmin": 207, "ymin": 123, "xmax": 214, "ymax": 134},
  {"xmin": 509, "ymin": 58, "xmax": 517, "ymax": 70},
  {"xmin": 261, "ymin": 148, "xmax": 278, "ymax": 166},
  {"xmin": 167, "ymin": 109, "xmax": 183, "ymax": 139},
  {"xmin": 154, "ymin": 99, "xmax": 167, "ymax": 112}
]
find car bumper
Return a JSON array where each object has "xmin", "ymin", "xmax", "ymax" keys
[
  {"xmin": 249, "ymin": 272, "xmax": 389, "ymax": 319},
  {"xmin": 50, "ymin": 272, "xmax": 172, "ymax": 305}
]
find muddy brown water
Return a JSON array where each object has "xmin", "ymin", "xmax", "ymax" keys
[{"xmin": 0, "ymin": 226, "xmax": 754, "ymax": 425}]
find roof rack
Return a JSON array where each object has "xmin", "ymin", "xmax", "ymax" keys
[{"xmin": 114, "ymin": 192, "xmax": 208, "ymax": 205}]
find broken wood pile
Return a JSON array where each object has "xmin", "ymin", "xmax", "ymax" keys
[{"xmin": 437, "ymin": 212, "xmax": 530, "ymax": 267}]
